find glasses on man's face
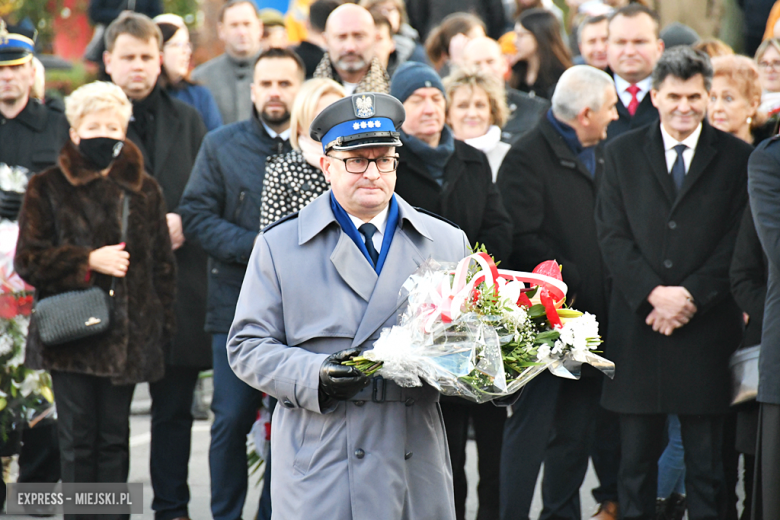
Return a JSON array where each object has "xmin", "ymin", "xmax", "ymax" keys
[
  {"xmin": 758, "ymin": 60, "xmax": 780, "ymax": 70},
  {"xmin": 328, "ymin": 155, "xmax": 399, "ymax": 173}
]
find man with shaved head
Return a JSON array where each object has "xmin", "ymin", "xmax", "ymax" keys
[
  {"xmin": 313, "ymin": 3, "xmax": 390, "ymax": 94},
  {"xmin": 462, "ymin": 36, "xmax": 548, "ymax": 144}
]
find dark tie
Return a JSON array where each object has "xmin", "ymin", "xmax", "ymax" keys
[
  {"xmin": 671, "ymin": 144, "xmax": 687, "ymax": 192},
  {"xmin": 359, "ymin": 223, "xmax": 380, "ymax": 266},
  {"xmin": 626, "ymin": 84, "xmax": 640, "ymax": 116}
]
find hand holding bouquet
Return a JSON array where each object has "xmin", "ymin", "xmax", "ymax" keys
[{"xmin": 345, "ymin": 249, "xmax": 614, "ymax": 403}]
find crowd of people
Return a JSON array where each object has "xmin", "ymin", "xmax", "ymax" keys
[{"xmin": 1, "ymin": 0, "xmax": 780, "ymax": 519}]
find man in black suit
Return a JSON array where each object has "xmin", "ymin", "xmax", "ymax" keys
[
  {"xmin": 605, "ymin": 4, "xmax": 664, "ymax": 141},
  {"xmin": 596, "ymin": 47, "xmax": 753, "ymax": 520},
  {"xmin": 104, "ymin": 13, "xmax": 208, "ymax": 520},
  {"xmin": 496, "ymin": 65, "xmax": 620, "ymax": 520},
  {"xmin": 462, "ymin": 36, "xmax": 550, "ymax": 144}
]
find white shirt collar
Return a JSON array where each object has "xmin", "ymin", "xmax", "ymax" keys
[
  {"xmin": 614, "ymin": 75, "xmax": 653, "ymax": 106},
  {"xmin": 261, "ymin": 120, "xmax": 291, "ymax": 141},
  {"xmin": 659, "ymin": 122, "xmax": 703, "ymax": 152}
]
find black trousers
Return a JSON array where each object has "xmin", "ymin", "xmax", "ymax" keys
[
  {"xmin": 51, "ymin": 370, "xmax": 135, "ymax": 520},
  {"xmin": 619, "ymin": 413, "xmax": 726, "ymax": 520},
  {"xmin": 441, "ymin": 398, "xmax": 507, "ymax": 520},
  {"xmin": 499, "ymin": 372, "xmax": 619, "ymax": 520},
  {"xmin": 149, "ymin": 365, "xmax": 199, "ymax": 520},
  {"xmin": 752, "ymin": 402, "xmax": 780, "ymax": 520}
]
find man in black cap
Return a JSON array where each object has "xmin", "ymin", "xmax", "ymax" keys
[
  {"xmin": 0, "ymin": 16, "xmax": 66, "ymax": 506},
  {"xmin": 0, "ymin": 19, "xmax": 69, "ymax": 174},
  {"xmin": 226, "ymin": 92, "xmax": 469, "ymax": 520}
]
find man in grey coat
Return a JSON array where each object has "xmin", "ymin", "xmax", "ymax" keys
[
  {"xmin": 191, "ymin": 0, "xmax": 262, "ymax": 124},
  {"xmin": 227, "ymin": 92, "xmax": 467, "ymax": 519}
]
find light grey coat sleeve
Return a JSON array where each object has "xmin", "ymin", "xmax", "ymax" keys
[{"xmin": 227, "ymin": 234, "xmax": 329, "ymax": 414}]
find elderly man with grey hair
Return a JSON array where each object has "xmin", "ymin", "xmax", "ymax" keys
[{"xmin": 495, "ymin": 65, "xmax": 621, "ymax": 520}]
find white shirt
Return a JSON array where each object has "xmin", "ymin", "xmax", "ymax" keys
[
  {"xmin": 343, "ymin": 82, "xmax": 359, "ymax": 95},
  {"xmin": 261, "ymin": 120, "xmax": 292, "ymax": 141},
  {"xmin": 660, "ymin": 122, "xmax": 702, "ymax": 174},
  {"xmin": 614, "ymin": 75, "xmax": 653, "ymax": 110},
  {"xmin": 348, "ymin": 205, "xmax": 389, "ymax": 253}
]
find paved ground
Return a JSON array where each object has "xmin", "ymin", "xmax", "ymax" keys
[{"xmin": 8, "ymin": 379, "xmax": 750, "ymax": 519}]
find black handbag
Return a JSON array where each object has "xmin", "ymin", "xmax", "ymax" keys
[{"xmin": 33, "ymin": 194, "xmax": 129, "ymax": 347}]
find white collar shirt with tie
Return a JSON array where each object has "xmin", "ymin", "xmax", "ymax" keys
[
  {"xmin": 348, "ymin": 204, "xmax": 389, "ymax": 253},
  {"xmin": 660, "ymin": 122, "xmax": 703, "ymax": 174},
  {"xmin": 261, "ymin": 121, "xmax": 292, "ymax": 141},
  {"xmin": 614, "ymin": 75, "xmax": 653, "ymax": 109}
]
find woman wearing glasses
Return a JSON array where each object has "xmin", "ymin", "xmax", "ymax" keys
[
  {"xmin": 260, "ymin": 78, "xmax": 346, "ymax": 228},
  {"xmin": 154, "ymin": 14, "xmax": 223, "ymax": 131},
  {"xmin": 755, "ymin": 38, "xmax": 780, "ymax": 128}
]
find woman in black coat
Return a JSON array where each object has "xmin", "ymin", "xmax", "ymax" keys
[{"xmin": 15, "ymin": 82, "xmax": 175, "ymax": 493}]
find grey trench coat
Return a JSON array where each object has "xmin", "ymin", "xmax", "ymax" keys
[{"xmin": 228, "ymin": 192, "xmax": 469, "ymax": 519}]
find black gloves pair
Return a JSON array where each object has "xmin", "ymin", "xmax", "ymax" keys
[{"xmin": 319, "ymin": 348, "xmax": 370, "ymax": 402}]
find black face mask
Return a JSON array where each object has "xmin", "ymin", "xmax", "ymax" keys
[{"xmin": 78, "ymin": 137, "xmax": 124, "ymax": 170}]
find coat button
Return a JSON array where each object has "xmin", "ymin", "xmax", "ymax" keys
[
  {"xmin": 355, "ymin": 449, "xmax": 365, "ymax": 459},
  {"xmin": 668, "ymin": 221, "xmax": 677, "ymax": 229},
  {"xmin": 404, "ymin": 452, "xmax": 413, "ymax": 460},
  {"xmin": 354, "ymin": 400, "xmax": 365, "ymax": 406},
  {"xmin": 211, "ymin": 268, "xmax": 219, "ymax": 274},
  {"xmin": 405, "ymin": 398, "xmax": 415, "ymax": 407},
  {"xmin": 663, "ymin": 260, "xmax": 673, "ymax": 269},
  {"xmin": 282, "ymin": 398, "xmax": 294, "ymax": 408}
]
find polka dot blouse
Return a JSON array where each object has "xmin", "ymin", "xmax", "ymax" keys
[{"xmin": 260, "ymin": 150, "xmax": 330, "ymax": 229}]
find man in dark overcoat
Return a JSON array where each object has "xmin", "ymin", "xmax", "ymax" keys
[
  {"xmin": 103, "ymin": 13, "xmax": 208, "ymax": 520},
  {"xmin": 745, "ymin": 136, "xmax": 780, "ymax": 519},
  {"xmin": 0, "ymin": 17, "xmax": 68, "ymax": 507},
  {"xmin": 604, "ymin": 5, "xmax": 663, "ymax": 142},
  {"xmin": 389, "ymin": 61, "xmax": 512, "ymax": 520},
  {"xmin": 595, "ymin": 47, "xmax": 753, "ymax": 520},
  {"xmin": 496, "ymin": 65, "xmax": 620, "ymax": 520}
]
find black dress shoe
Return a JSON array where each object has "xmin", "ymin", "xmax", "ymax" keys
[{"xmin": 665, "ymin": 493, "xmax": 686, "ymax": 520}]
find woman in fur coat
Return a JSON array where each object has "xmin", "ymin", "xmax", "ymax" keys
[{"xmin": 14, "ymin": 81, "xmax": 176, "ymax": 493}]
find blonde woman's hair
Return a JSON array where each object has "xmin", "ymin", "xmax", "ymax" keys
[
  {"xmin": 65, "ymin": 81, "xmax": 133, "ymax": 131},
  {"xmin": 289, "ymin": 78, "xmax": 347, "ymax": 151},
  {"xmin": 31, "ymin": 57, "xmax": 45, "ymax": 101},
  {"xmin": 443, "ymin": 67, "xmax": 509, "ymax": 128}
]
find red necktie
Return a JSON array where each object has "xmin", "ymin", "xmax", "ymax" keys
[{"xmin": 626, "ymin": 84, "xmax": 640, "ymax": 116}]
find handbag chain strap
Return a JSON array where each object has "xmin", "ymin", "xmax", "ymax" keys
[{"xmin": 108, "ymin": 192, "xmax": 130, "ymax": 299}]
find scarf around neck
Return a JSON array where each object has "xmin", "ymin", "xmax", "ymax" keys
[
  {"xmin": 401, "ymin": 125, "xmax": 455, "ymax": 186},
  {"xmin": 464, "ymin": 125, "xmax": 502, "ymax": 154}
]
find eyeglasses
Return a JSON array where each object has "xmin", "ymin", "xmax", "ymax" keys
[
  {"xmin": 328, "ymin": 155, "xmax": 399, "ymax": 173},
  {"xmin": 758, "ymin": 60, "xmax": 780, "ymax": 70}
]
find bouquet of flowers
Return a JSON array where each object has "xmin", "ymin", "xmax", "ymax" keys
[
  {"xmin": 0, "ymin": 216, "xmax": 54, "ymax": 442},
  {"xmin": 346, "ymin": 249, "xmax": 615, "ymax": 403}
]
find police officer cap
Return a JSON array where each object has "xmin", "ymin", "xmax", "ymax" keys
[
  {"xmin": 0, "ymin": 19, "xmax": 37, "ymax": 67},
  {"xmin": 310, "ymin": 92, "xmax": 405, "ymax": 152}
]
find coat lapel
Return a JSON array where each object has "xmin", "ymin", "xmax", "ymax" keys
[
  {"xmin": 672, "ymin": 122, "xmax": 718, "ymax": 207},
  {"xmin": 351, "ymin": 228, "xmax": 426, "ymax": 348},
  {"xmin": 153, "ymin": 93, "xmax": 181, "ymax": 178},
  {"xmin": 298, "ymin": 193, "xmax": 378, "ymax": 301},
  {"xmin": 539, "ymin": 118, "xmax": 594, "ymax": 183},
  {"xmin": 351, "ymin": 198, "xmax": 429, "ymax": 348},
  {"xmin": 643, "ymin": 125, "xmax": 677, "ymax": 203}
]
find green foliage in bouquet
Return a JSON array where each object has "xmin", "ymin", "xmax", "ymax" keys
[{"xmin": 0, "ymin": 314, "xmax": 54, "ymax": 442}]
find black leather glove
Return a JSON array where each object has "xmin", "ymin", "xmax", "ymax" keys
[{"xmin": 319, "ymin": 348, "xmax": 370, "ymax": 401}]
